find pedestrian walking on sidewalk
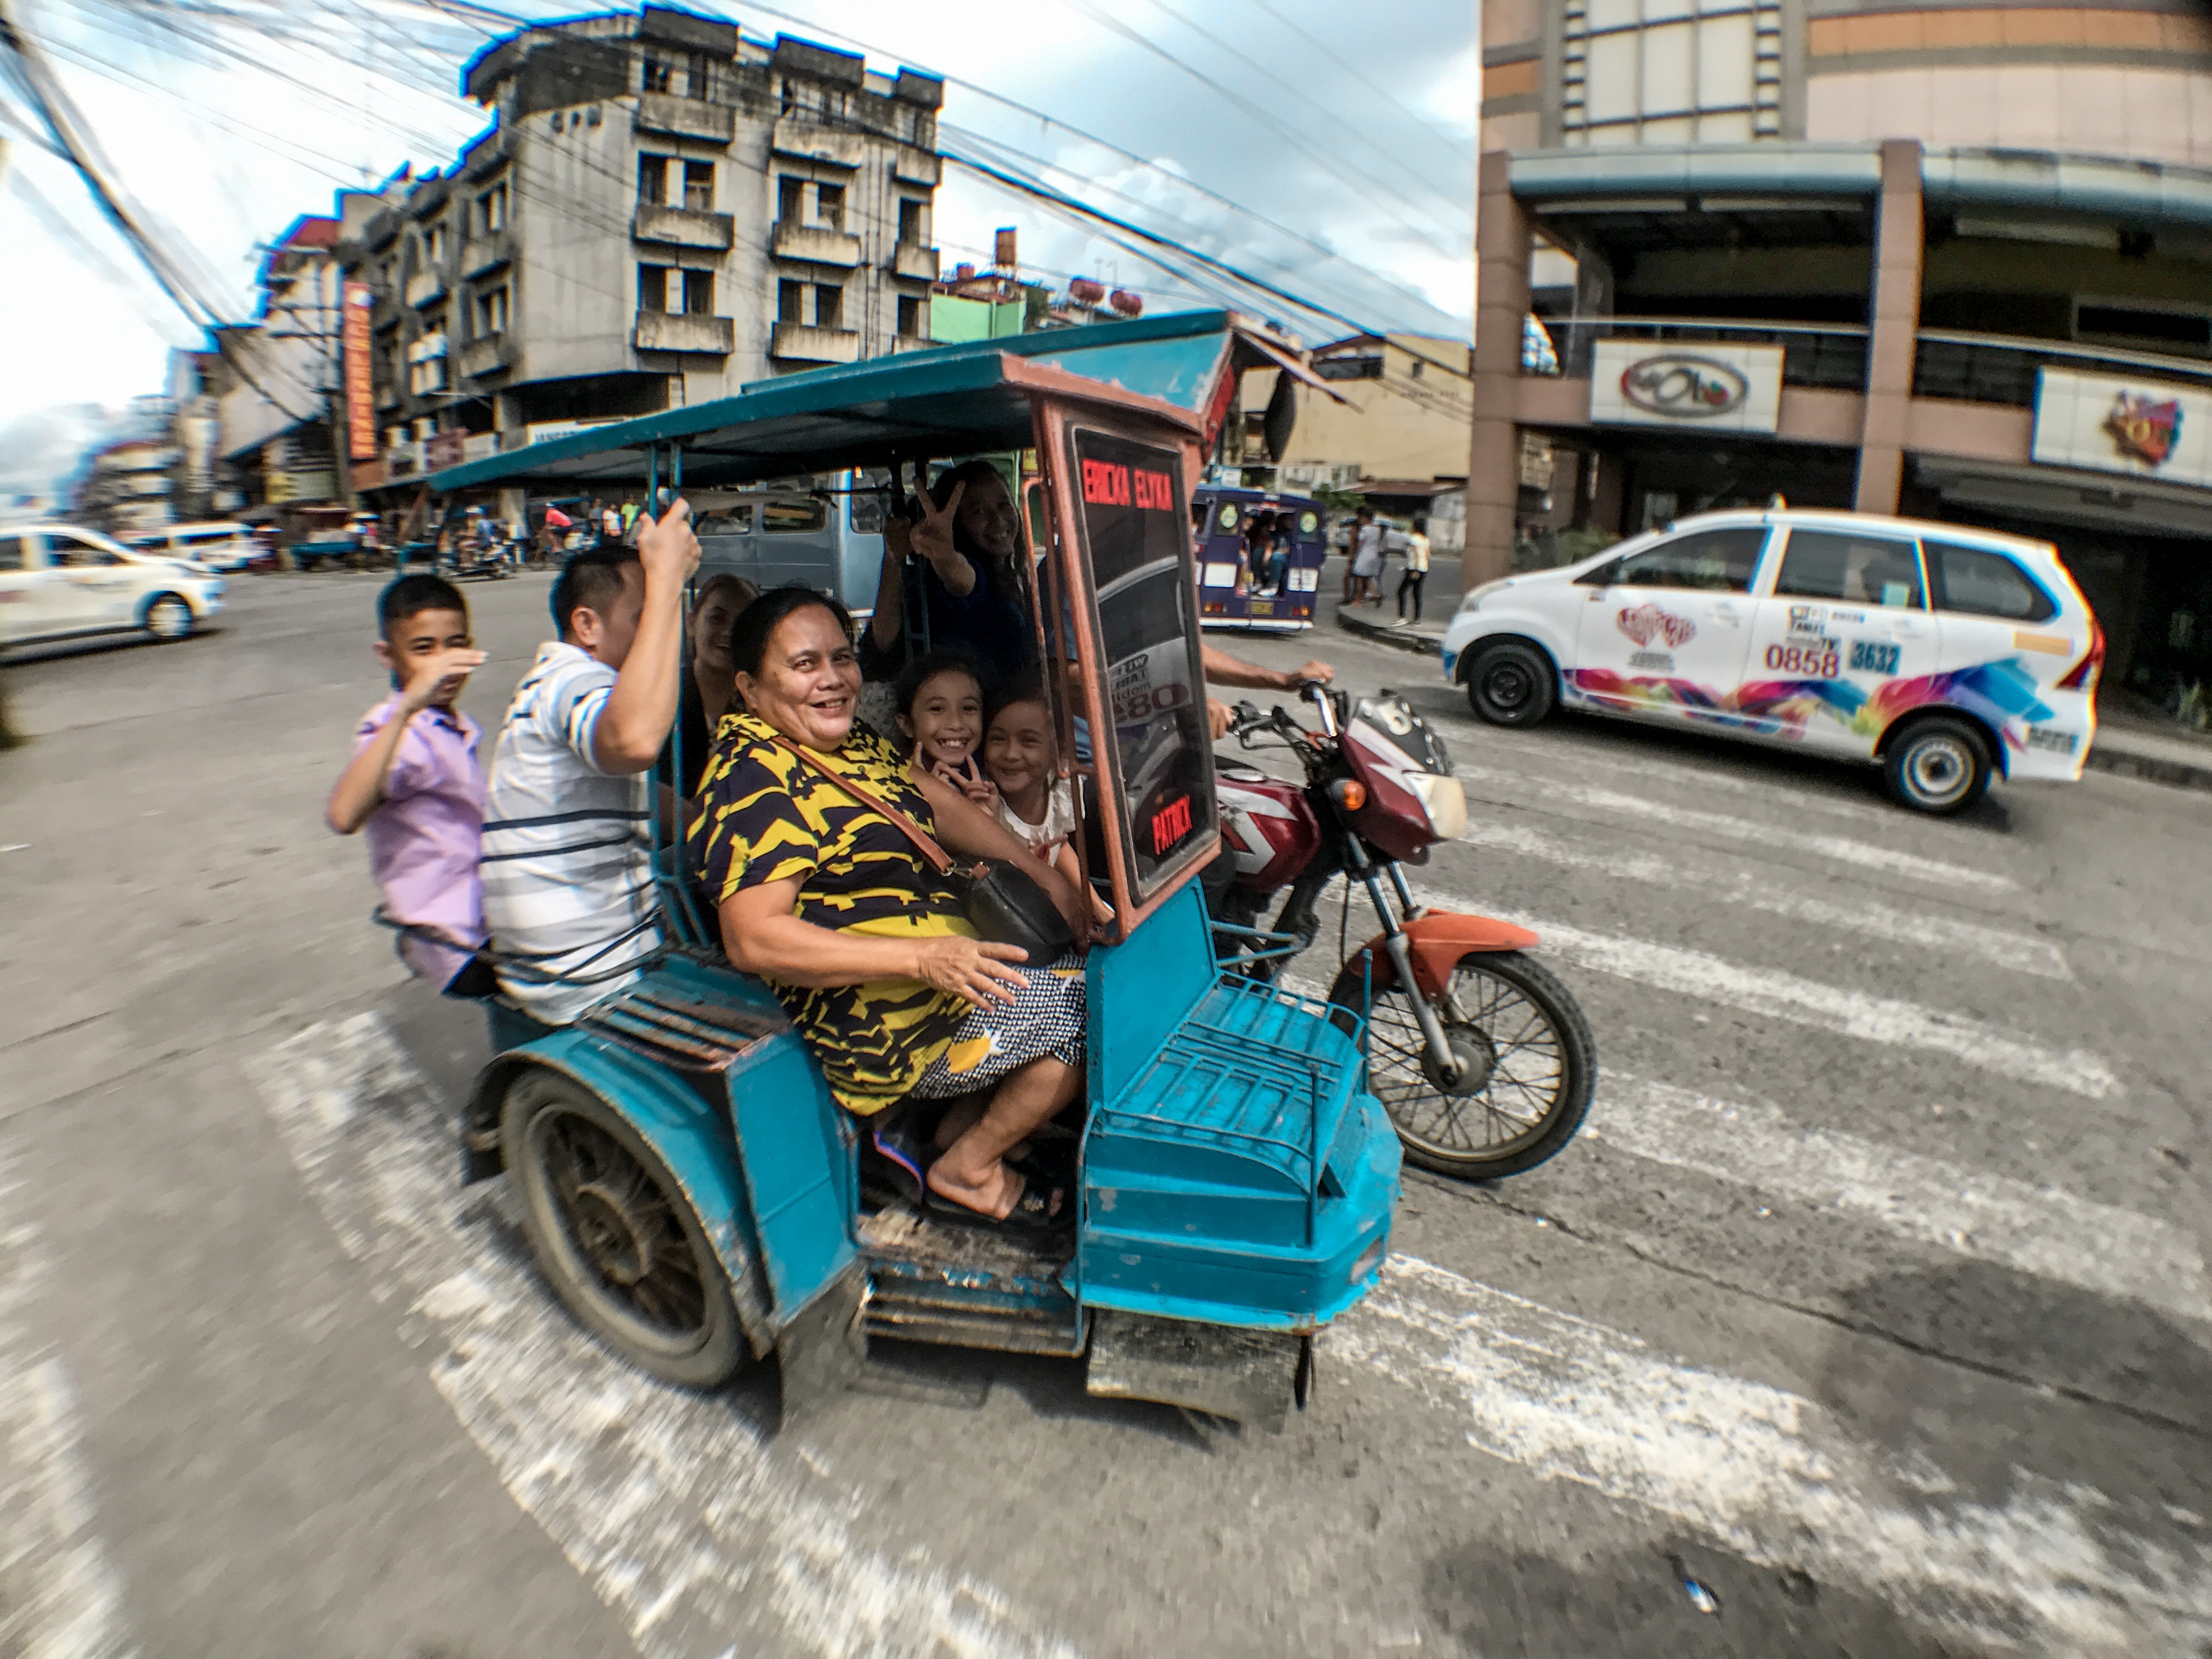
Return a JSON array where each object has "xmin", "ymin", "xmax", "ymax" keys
[
  {"xmin": 1347, "ymin": 508, "xmax": 1382, "ymax": 606},
  {"xmin": 1396, "ymin": 521, "xmax": 1432, "ymax": 624}
]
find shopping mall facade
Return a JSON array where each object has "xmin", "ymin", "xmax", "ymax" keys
[{"xmin": 1468, "ymin": 0, "xmax": 2212, "ymax": 722}]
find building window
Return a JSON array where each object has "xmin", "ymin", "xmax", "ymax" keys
[
  {"xmin": 642, "ymin": 55, "xmax": 673, "ymax": 94},
  {"xmin": 424, "ymin": 222, "xmax": 447, "ymax": 265},
  {"xmin": 777, "ymin": 176, "xmax": 804, "ymax": 224},
  {"xmin": 1563, "ymin": 0, "xmax": 1782, "ymax": 146},
  {"xmin": 681, "ymin": 161, "xmax": 714, "ymax": 213},
  {"xmin": 681, "ymin": 269, "xmax": 714, "ymax": 315},
  {"xmin": 898, "ymin": 198, "xmax": 925, "ymax": 245},
  {"xmin": 897, "ymin": 295, "xmax": 923, "ymax": 338},
  {"xmin": 817, "ymin": 182, "xmax": 846, "ymax": 232},
  {"xmin": 639, "ymin": 263, "xmax": 670, "ymax": 312},
  {"xmin": 638, "ymin": 154, "xmax": 669, "ymax": 206},
  {"xmin": 815, "ymin": 283, "xmax": 844, "ymax": 329},
  {"xmin": 477, "ymin": 285, "xmax": 509, "ymax": 336},
  {"xmin": 778, "ymin": 280, "xmax": 805, "ymax": 323},
  {"xmin": 408, "ymin": 334, "xmax": 448, "ymax": 395},
  {"xmin": 477, "ymin": 182, "xmax": 507, "ymax": 234}
]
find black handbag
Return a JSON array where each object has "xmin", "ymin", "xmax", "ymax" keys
[{"xmin": 774, "ymin": 740, "xmax": 1077, "ymax": 962}]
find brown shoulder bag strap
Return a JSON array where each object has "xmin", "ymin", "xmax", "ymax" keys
[{"xmin": 768, "ymin": 736, "xmax": 957, "ymax": 875}]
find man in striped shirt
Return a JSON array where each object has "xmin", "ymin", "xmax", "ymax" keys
[{"xmin": 482, "ymin": 505, "xmax": 700, "ymax": 1024}]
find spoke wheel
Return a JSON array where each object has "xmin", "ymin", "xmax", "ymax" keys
[
  {"xmin": 503, "ymin": 1071, "xmax": 746, "ymax": 1388},
  {"xmin": 1330, "ymin": 950, "xmax": 1595, "ymax": 1180}
]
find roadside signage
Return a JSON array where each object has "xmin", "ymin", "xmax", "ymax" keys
[
  {"xmin": 1590, "ymin": 340, "xmax": 1784, "ymax": 435},
  {"xmin": 342, "ymin": 283, "xmax": 375, "ymax": 460},
  {"xmin": 2032, "ymin": 366, "xmax": 2212, "ymax": 490}
]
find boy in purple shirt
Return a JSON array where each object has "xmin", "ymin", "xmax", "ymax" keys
[{"xmin": 326, "ymin": 574, "xmax": 493, "ymax": 996}]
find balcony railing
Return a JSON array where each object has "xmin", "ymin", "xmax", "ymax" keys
[
  {"xmin": 892, "ymin": 241, "xmax": 939, "ymax": 282},
  {"xmin": 636, "ymin": 93, "xmax": 733, "ymax": 144},
  {"xmin": 634, "ymin": 311, "xmax": 734, "ymax": 355},
  {"xmin": 404, "ymin": 269, "xmax": 445, "ymax": 309},
  {"xmin": 633, "ymin": 206, "xmax": 735, "ymax": 251},
  {"xmin": 771, "ymin": 221, "xmax": 862, "ymax": 268},
  {"xmin": 1537, "ymin": 317, "xmax": 1871, "ymax": 392},
  {"xmin": 1913, "ymin": 329, "xmax": 2212, "ymax": 407},
  {"xmin": 771, "ymin": 323, "xmax": 860, "ymax": 364}
]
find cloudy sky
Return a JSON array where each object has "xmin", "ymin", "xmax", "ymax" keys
[{"xmin": 0, "ymin": 0, "xmax": 1475, "ymax": 498}]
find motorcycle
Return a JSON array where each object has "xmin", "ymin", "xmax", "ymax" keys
[{"xmin": 1210, "ymin": 684, "xmax": 1596, "ymax": 1179}]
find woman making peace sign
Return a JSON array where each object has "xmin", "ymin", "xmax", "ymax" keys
[{"xmin": 864, "ymin": 460, "xmax": 1036, "ymax": 692}]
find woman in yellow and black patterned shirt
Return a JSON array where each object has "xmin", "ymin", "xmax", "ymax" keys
[{"xmin": 690, "ymin": 587, "xmax": 1092, "ymax": 1234}]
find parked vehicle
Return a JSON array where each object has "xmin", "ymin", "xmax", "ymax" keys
[
  {"xmin": 289, "ymin": 531, "xmax": 359, "ymax": 572},
  {"xmin": 1192, "ymin": 486, "xmax": 1328, "ymax": 631},
  {"xmin": 416, "ymin": 319, "xmax": 1402, "ymax": 1429},
  {"xmin": 125, "ymin": 521, "xmax": 256, "ymax": 572},
  {"xmin": 1441, "ymin": 509, "xmax": 2102, "ymax": 814},
  {"xmin": 692, "ymin": 470, "xmax": 887, "ymax": 617},
  {"xmin": 0, "ymin": 521, "xmax": 224, "ymax": 650},
  {"xmin": 1211, "ymin": 687, "xmax": 1596, "ymax": 1179}
]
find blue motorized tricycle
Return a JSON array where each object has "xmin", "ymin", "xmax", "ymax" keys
[{"xmin": 424, "ymin": 326, "xmax": 1402, "ymax": 1428}]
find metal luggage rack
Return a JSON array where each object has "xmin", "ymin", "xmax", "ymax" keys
[{"xmin": 1092, "ymin": 973, "xmax": 1363, "ymax": 1203}]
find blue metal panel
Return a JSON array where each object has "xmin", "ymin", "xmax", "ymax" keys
[
  {"xmin": 1086, "ymin": 881, "xmax": 1222, "ymax": 1102},
  {"xmin": 714, "ymin": 1002, "xmax": 859, "ymax": 1323}
]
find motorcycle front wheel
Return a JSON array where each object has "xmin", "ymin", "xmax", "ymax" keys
[{"xmin": 1328, "ymin": 950, "xmax": 1595, "ymax": 1180}]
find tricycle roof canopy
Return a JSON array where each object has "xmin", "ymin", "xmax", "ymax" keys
[{"xmin": 422, "ymin": 310, "xmax": 1328, "ymax": 495}]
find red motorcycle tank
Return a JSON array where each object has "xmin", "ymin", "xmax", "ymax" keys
[{"xmin": 1215, "ymin": 762, "xmax": 1319, "ymax": 894}]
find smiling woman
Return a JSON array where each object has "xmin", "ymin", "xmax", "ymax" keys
[{"xmin": 686, "ymin": 586, "xmax": 1093, "ymax": 1232}]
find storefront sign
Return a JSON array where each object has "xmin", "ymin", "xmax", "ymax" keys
[
  {"xmin": 424, "ymin": 431, "xmax": 466, "ymax": 472},
  {"xmin": 342, "ymin": 282, "xmax": 375, "ymax": 460},
  {"xmin": 1590, "ymin": 341, "xmax": 1784, "ymax": 435},
  {"xmin": 524, "ymin": 418, "xmax": 622, "ymax": 447},
  {"xmin": 2032, "ymin": 366, "xmax": 2212, "ymax": 489},
  {"xmin": 266, "ymin": 469, "xmax": 336, "ymax": 504}
]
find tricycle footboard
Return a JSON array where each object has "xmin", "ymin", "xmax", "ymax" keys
[{"xmin": 1085, "ymin": 1310, "xmax": 1304, "ymax": 1431}]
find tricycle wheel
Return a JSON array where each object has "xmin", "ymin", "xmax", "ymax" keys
[
  {"xmin": 502, "ymin": 1070, "xmax": 746, "ymax": 1389},
  {"xmin": 1328, "ymin": 949, "xmax": 1595, "ymax": 1180}
]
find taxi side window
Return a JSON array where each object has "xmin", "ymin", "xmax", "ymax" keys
[
  {"xmin": 1925, "ymin": 540, "xmax": 2057, "ymax": 623},
  {"xmin": 0, "ymin": 534, "xmax": 25, "ymax": 572},
  {"xmin": 1773, "ymin": 529, "xmax": 1924, "ymax": 610},
  {"xmin": 1585, "ymin": 528, "xmax": 1768, "ymax": 592},
  {"xmin": 53, "ymin": 535, "xmax": 119, "ymax": 569}
]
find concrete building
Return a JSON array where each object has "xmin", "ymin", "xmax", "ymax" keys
[
  {"xmin": 216, "ymin": 215, "xmax": 344, "ymax": 517},
  {"xmin": 340, "ymin": 4, "xmax": 943, "ymax": 498},
  {"xmin": 73, "ymin": 438, "xmax": 179, "ymax": 534},
  {"xmin": 1470, "ymin": 0, "xmax": 2212, "ymax": 722}
]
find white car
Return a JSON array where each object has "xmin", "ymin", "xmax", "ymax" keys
[
  {"xmin": 0, "ymin": 522, "xmax": 226, "ymax": 651},
  {"xmin": 126, "ymin": 520, "xmax": 257, "ymax": 572},
  {"xmin": 1440, "ymin": 509, "xmax": 2101, "ymax": 814}
]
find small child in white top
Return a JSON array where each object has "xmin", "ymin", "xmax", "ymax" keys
[{"xmin": 983, "ymin": 672, "xmax": 1096, "ymax": 906}]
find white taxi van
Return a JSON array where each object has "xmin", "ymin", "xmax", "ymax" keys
[
  {"xmin": 1440, "ymin": 509, "xmax": 2100, "ymax": 814},
  {"xmin": 125, "ymin": 521, "xmax": 256, "ymax": 573},
  {"xmin": 0, "ymin": 522, "xmax": 226, "ymax": 651}
]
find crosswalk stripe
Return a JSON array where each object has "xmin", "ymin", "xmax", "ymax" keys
[
  {"xmin": 1454, "ymin": 763, "xmax": 2018, "ymax": 894},
  {"xmin": 1454, "ymin": 818, "xmax": 2072, "ymax": 979},
  {"xmin": 250, "ymin": 1015, "xmax": 1080, "ymax": 1659},
  {"xmin": 1587, "ymin": 1075, "xmax": 2210, "ymax": 1323},
  {"xmin": 1332, "ymin": 1255, "xmax": 2212, "ymax": 1656},
  {"xmin": 0, "ymin": 1160, "xmax": 134, "ymax": 1659},
  {"xmin": 1330, "ymin": 878, "xmax": 2119, "ymax": 1100}
]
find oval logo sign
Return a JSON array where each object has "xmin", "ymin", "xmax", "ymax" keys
[{"xmin": 1620, "ymin": 354, "xmax": 1748, "ymax": 419}]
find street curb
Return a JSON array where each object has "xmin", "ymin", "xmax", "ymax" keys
[
  {"xmin": 1334, "ymin": 607, "xmax": 2212, "ymax": 796},
  {"xmin": 2083, "ymin": 743, "xmax": 2212, "ymax": 795},
  {"xmin": 1334, "ymin": 610, "xmax": 1442, "ymax": 658}
]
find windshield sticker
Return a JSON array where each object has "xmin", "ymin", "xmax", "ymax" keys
[{"xmin": 1617, "ymin": 602, "xmax": 1697, "ymax": 650}]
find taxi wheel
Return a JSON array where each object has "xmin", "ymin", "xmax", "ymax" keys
[
  {"xmin": 503, "ymin": 1070, "xmax": 747, "ymax": 1389},
  {"xmin": 1882, "ymin": 715, "xmax": 1991, "ymax": 815},
  {"xmin": 143, "ymin": 594, "xmax": 195, "ymax": 642},
  {"xmin": 1465, "ymin": 641, "xmax": 1556, "ymax": 727}
]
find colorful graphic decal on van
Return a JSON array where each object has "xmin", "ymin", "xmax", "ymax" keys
[{"xmin": 1569, "ymin": 657, "xmax": 2056, "ymax": 751}]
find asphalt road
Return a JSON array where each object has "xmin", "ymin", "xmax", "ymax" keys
[{"xmin": 3, "ymin": 573, "xmax": 2208, "ymax": 1658}]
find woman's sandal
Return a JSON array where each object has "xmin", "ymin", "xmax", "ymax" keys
[
  {"xmin": 864, "ymin": 1125, "xmax": 934, "ymax": 1207},
  {"xmin": 923, "ymin": 1175, "xmax": 1073, "ymax": 1237}
]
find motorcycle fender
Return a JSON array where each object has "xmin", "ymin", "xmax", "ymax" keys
[{"xmin": 1357, "ymin": 911, "xmax": 1540, "ymax": 1001}]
